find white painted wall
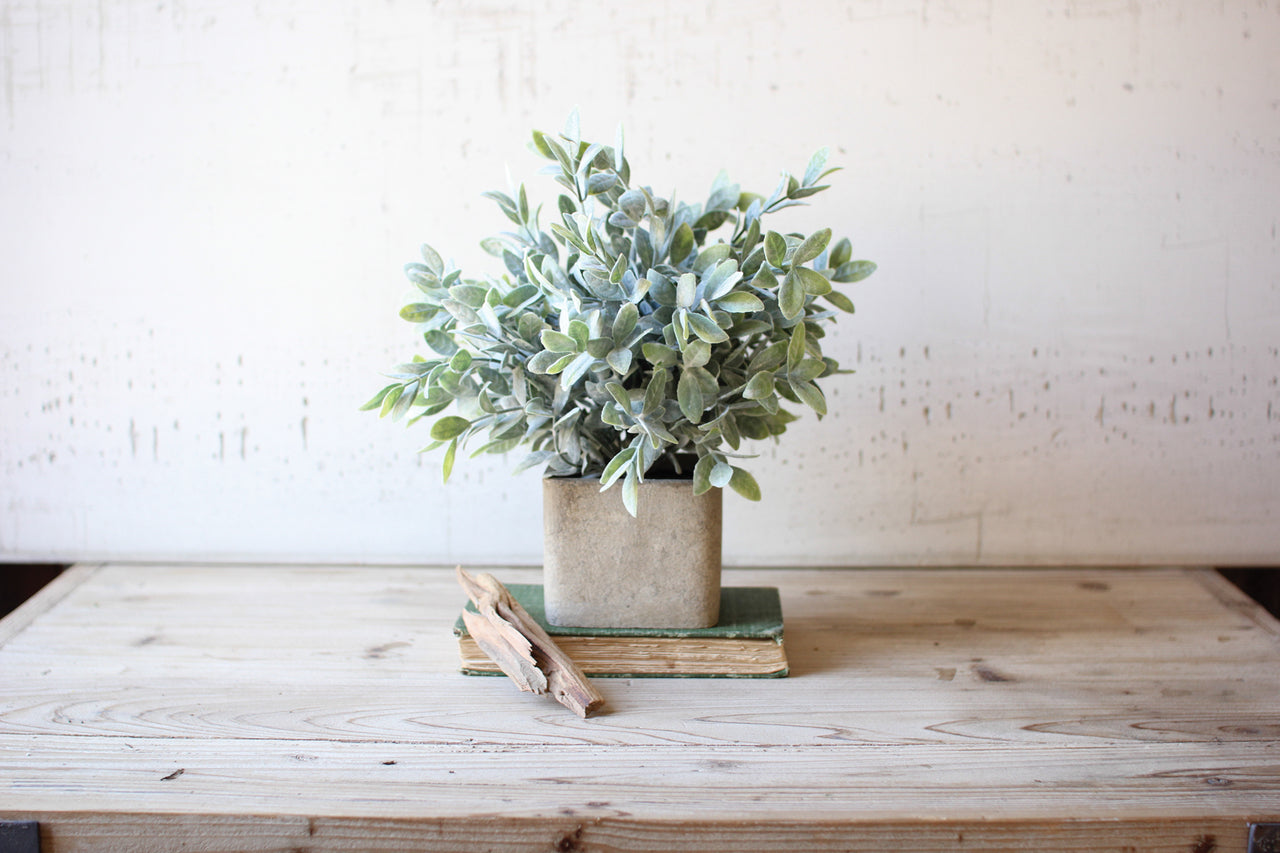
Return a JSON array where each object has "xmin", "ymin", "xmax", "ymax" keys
[{"xmin": 2, "ymin": 1, "xmax": 1278, "ymax": 567}]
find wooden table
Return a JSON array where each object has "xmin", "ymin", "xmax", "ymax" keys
[{"xmin": 1, "ymin": 564, "xmax": 1278, "ymax": 852}]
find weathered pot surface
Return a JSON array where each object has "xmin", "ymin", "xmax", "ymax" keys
[{"xmin": 542, "ymin": 475, "xmax": 722, "ymax": 629}]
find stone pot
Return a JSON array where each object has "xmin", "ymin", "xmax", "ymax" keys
[{"xmin": 542, "ymin": 476, "xmax": 722, "ymax": 629}]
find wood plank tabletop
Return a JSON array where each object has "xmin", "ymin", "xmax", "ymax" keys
[{"xmin": 1, "ymin": 564, "xmax": 1278, "ymax": 852}]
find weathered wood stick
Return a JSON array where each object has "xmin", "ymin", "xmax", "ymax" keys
[{"xmin": 456, "ymin": 567, "xmax": 606, "ymax": 718}]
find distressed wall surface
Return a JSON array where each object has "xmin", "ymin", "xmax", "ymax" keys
[{"xmin": 2, "ymin": 1, "xmax": 1278, "ymax": 566}]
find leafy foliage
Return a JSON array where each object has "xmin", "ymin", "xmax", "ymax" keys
[{"xmin": 364, "ymin": 113, "xmax": 876, "ymax": 515}]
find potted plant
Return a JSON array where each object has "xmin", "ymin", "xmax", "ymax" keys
[{"xmin": 364, "ymin": 113, "xmax": 875, "ymax": 628}]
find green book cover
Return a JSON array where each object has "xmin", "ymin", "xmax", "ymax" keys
[{"xmin": 455, "ymin": 585, "xmax": 787, "ymax": 678}]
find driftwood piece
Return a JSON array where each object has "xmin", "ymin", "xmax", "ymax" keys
[{"xmin": 456, "ymin": 567, "xmax": 606, "ymax": 718}]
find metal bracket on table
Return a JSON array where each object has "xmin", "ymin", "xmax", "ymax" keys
[
  {"xmin": 1252, "ymin": 824, "xmax": 1280, "ymax": 853},
  {"xmin": 0, "ymin": 822, "xmax": 39, "ymax": 853}
]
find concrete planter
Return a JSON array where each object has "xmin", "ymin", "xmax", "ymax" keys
[{"xmin": 542, "ymin": 476, "xmax": 722, "ymax": 629}]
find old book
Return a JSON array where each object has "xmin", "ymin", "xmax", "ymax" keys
[{"xmin": 455, "ymin": 584, "xmax": 787, "ymax": 678}]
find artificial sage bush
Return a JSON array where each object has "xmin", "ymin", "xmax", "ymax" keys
[{"xmin": 364, "ymin": 114, "xmax": 875, "ymax": 515}]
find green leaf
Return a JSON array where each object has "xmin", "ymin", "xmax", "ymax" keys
[
  {"xmin": 600, "ymin": 446, "xmax": 636, "ymax": 489},
  {"xmin": 386, "ymin": 361, "xmax": 431, "ymax": 380},
  {"xmin": 789, "ymin": 184, "xmax": 829, "ymax": 200},
  {"xmin": 618, "ymin": 188, "xmax": 646, "ymax": 222},
  {"xmin": 673, "ymin": 312, "xmax": 691, "ymax": 347},
  {"xmin": 788, "ymin": 322, "xmax": 807, "ymax": 371},
  {"xmin": 613, "ymin": 123, "xmax": 626, "ymax": 171},
  {"xmin": 605, "ymin": 381, "xmax": 632, "ymax": 410},
  {"xmin": 420, "ymin": 244, "xmax": 444, "ymax": 277},
  {"xmin": 517, "ymin": 312, "xmax": 545, "ymax": 342},
  {"xmin": 693, "ymin": 242, "xmax": 732, "ymax": 273},
  {"xmin": 523, "ymin": 398, "xmax": 552, "ymax": 418},
  {"xmin": 737, "ymin": 416, "xmax": 770, "ymax": 441},
  {"xmin": 682, "ymin": 337, "xmax": 711, "ymax": 369},
  {"xmin": 743, "ymin": 370, "xmax": 775, "ymax": 400},
  {"xmin": 700, "ymin": 259, "xmax": 742, "ymax": 302},
  {"xmin": 752, "ymin": 264, "xmax": 779, "ymax": 292},
  {"xmin": 360, "ymin": 383, "xmax": 398, "ymax": 412},
  {"xmin": 478, "ymin": 301, "xmax": 502, "ymax": 338},
  {"xmin": 740, "ymin": 246, "xmax": 765, "ymax": 277},
  {"xmin": 790, "ymin": 358, "xmax": 826, "ymax": 383},
  {"xmin": 608, "ymin": 253, "xmax": 628, "ymax": 284},
  {"xmin": 790, "ymin": 379, "xmax": 827, "ymax": 416},
  {"xmin": 405, "ymin": 264, "xmax": 440, "ymax": 292},
  {"xmin": 676, "ymin": 272, "xmax": 698, "ymax": 309},
  {"xmin": 587, "ymin": 172, "xmax": 616, "ymax": 194},
  {"xmin": 513, "ymin": 449, "xmax": 555, "ymax": 475},
  {"xmin": 678, "ymin": 368, "xmax": 705, "ymax": 423},
  {"xmin": 716, "ymin": 291, "xmax": 764, "ymax": 313},
  {"xmin": 690, "ymin": 364, "xmax": 718, "ymax": 400},
  {"xmin": 448, "ymin": 284, "xmax": 488, "ymax": 308},
  {"xmin": 441, "ymin": 369, "xmax": 469, "ymax": 399},
  {"xmin": 419, "ymin": 399, "xmax": 452, "ymax": 418},
  {"xmin": 721, "ymin": 411, "xmax": 741, "ymax": 449},
  {"xmin": 568, "ymin": 319, "xmax": 590, "ymax": 349},
  {"xmin": 585, "ymin": 337, "xmax": 614, "ymax": 359},
  {"xmin": 379, "ymin": 385, "xmax": 404, "ymax": 417},
  {"xmin": 642, "ymin": 342, "xmax": 678, "ymax": 368},
  {"xmin": 778, "ymin": 270, "xmax": 805, "ymax": 320},
  {"xmin": 833, "ymin": 260, "xmax": 878, "ymax": 283},
  {"xmin": 549, "ymin": 222, "xmax": 590, "ymax": 254},
  {"xmin": 709, "ymin": 459, "xmax": 734, "ymax": 489},
  {"xmin": 733, "ymin": 318, "xmax": 772, "ymax": 337},
  {"xmin": 687, "ymin": 311, "xmax": 729, "ymax": 344},
  {"xmin": 430, "ymin": 416, "xmax": 471, "ymax": 441},
  {"xmin": 646, "ymin": 270, "xmax": 677, "ymax": 306},
  {"xmin": 606, "ymin": 347, "xmax": 633, "ymax": 374},
  {"xmin": 531, "ymin": 129, "xmax": 556, "ymax": 160},
  {"xmin": 442, "ymin": 299, "xmax": 481, "ymax": 326},
  {"xmin": 669, "ymin": 222, "xmax": 694, "ymax": 264},
  {"xmin": 449, "ymin": 350, "xmax": 472, "ymax": 372},
  {"xmin": 764, "ymin": 231, "xmax": 787, "ymax": 268},
  {"xmin": 802, "ymin": 148, "xmax": 829, "ymax": 187},
  {"xmin": 823, "ymin": 290, "xmax": 856, "ymax": 313},
  {"xmin": 621, "ymin": 468, "xmax": 639, "ymax": 517},
  {"xmin": 643, "ymin": 370, "xmax": 668, "ymax": 415},
  {"xmin": 795, "ymin": 266, "xmax": 832, "ymax": 296},
  {"xmin": 793, "ymin": 228, "xmax": 832, "ymax": 266},
  {"xmin": 562, "ymin": 108, "xmax": 581, "ymax": 147},
  {"xmin": 692, "ymin": 454, "xmax": 715, "ymax": 496},
  {"xmin": 423, "ymin": 330, "xmax": 457, "ymax": 356},
  {"xmin": 828, "ymin": 237, "xmax": 852, "ymax": 270},
  {"xmin": 503, "ymin": 284, "xmax": 540, "ymax": 308},
  {"xmin": 578, "ymin": 143, "xmax": 603, "ymax": 182},
  {"xmin": 527, "ymin": 350, "xmax": 562, "ymax": 374},
  {"xmin": 695, "ymin": 209, "xmax": 731, "ymax": 232},
  {"xmin": 728, "ymin": 466, "xmax": 761, "ymax": 501},
  {"xmin": 748, "ymin": 341, "xmax": 787, "ymax": 373},
  {"xmin": 558, "ymin": 351, "xmax": 595, "ymax": 388},
  {"xmin": 399, "ymin": 303, "xmax": 434, "ymax": 322},
  {"xmin": 441, "ymin": 437, "xmax": 458, "ymax": 483},
  {"xmin": 540, "ymin": 329, "xmax": 579, "ymax": 353},
  {"xmin": 472, "ymin": 436, "xmax": 521, "ymax": 458},
  {"xmin": 612, "ymin": 301, "xmax": 638, "ymax": 341}
]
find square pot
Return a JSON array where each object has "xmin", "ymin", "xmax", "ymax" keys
[{"xmin": 542, "ymin": 476, "xmax": 722, "ymax": 629}]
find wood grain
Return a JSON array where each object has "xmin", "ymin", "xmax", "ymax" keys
[{"xmin": 1, "ymin": 564, "xmax": 1278, "ymax": 852}]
